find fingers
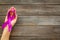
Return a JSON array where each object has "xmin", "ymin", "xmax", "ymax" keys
[
  {"xmin": 5, "ymin": 16, "xmax": 7, "ymax": 22},
  {"xmin": 11, "ymin": 14, "xmax": 17, "ymax": 26}
]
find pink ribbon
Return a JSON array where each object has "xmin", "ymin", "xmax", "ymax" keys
[{"xmin": 2, "ymin": 7, "xmax": 16, "ymax": 32}]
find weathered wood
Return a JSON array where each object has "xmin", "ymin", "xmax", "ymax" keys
[
  {"xmin": 11, "ymin": 25, "xmax": 60, "ymax": 37},
  {"xmin": 0, "ymin": 0, "xmax": 60, "ymax": 40},
  {"xmin": 0, "ymin": 36, "xmax": 59, "ymax": 40},
  {"xmin": 0, "ymin": 25, "xmax": 60, "ymax": 38},
  {"xmin": 0, "ymin": 4, "xmax": 60, "ymax": 16},
  {"xmin": 0, "ymin": 0, "xmax": 60, "ymax": 4},
  {"xmin": 0, "ymin": 16, "xmax": 60, "ymax": 25},
  {"xmin": 10, "ymin": 37, "xmax": 58, "ymax": 40},
  {"xmin": 11, "ymin": 26, "xmax": 54, "ymax": 37}
]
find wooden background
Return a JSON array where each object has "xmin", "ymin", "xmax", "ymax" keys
[{"xmin": 0, "ymin": 0, "xmax": 60, "ymax": 40}]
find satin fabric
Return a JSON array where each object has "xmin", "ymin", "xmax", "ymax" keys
[{"xmin": 2, "ymin": 7, "xmax": 16, "ymax": 32}]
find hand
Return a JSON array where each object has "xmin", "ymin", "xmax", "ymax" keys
[
  {"xmin": 5, "ymin": 14, "xmax": 17, "ymax": 27},
  {"xmin": 1, "ymin": 7, "xmax": 17, "ymax": 40}
]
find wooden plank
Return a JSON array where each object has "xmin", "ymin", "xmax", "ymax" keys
[
  {"xmin": 0, "ymin": 36, "xmax": 58, "ymax": 40},
  {"xmin": 10, "ymin": 37, "xmax": 57, "ymax": 40},
  {"xmin": 0, "ymin": 25, "xmax": 60, "ymax": 36},
  {"xmin": 10, "ymin": 25, "xmax": 60, "ymax": 37},
  {"xmin": 0, "ymin": 4, "xmax": 60, "ymax": 16},
  {"xmin": 0, "ymin": 0, "xmax": 60, "ymax": 4},
  {"xmin": 0, "ymin": 16, "xmax": 60, "ymax": 25},
  {"xmin": 0, "ymin": 36, "xmax": 59, "ymax": 40},
  {"xmin": 11, "ymin": 26, "xmax": 54, "ymax": 37}
]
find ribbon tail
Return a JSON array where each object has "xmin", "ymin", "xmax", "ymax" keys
[
  {"xmin": 2, "ymin": 21, "xmax": 12, "ymax": 32},
  {"xmin": 2, "ymin": 22, "xmax": 7, "ymax": 30},
  {"xmin": 8, "ymin": 23, "xmax": 12, "ymax": 32}
]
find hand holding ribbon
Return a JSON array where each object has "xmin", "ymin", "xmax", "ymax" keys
[{"xmin": 2, "ymin": 7, "xmax": 17, "ymax": 32}]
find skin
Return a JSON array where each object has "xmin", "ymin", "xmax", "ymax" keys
[{"xmin": 1, "ymin": 13, "xmax": 17, "ymax": 40}]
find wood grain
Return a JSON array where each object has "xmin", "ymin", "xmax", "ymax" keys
[
  {"xmin": 0, "ymin": 36, "xmax": 59, "ymax": 40},
  {"xmin": 0, "ymin": 25, "xmax": 60, "ymax": 37},
  {"xmin": 0, "ymin": 4, "xmax": 60, "ymax": 16},
  {"xmin": 0, "ymin": 0, "xmax": 60, "ymax": 4},
  {"xmin": 10, "ymin": 37, "xmax": 59, "ymax": 40},
  {"xmin": 0, "ymin": 16, "xmax": 60, "ymax": 25},
  {"xmin": 0, "ymin": 0, "xmax": 60, "ymax": 40}
]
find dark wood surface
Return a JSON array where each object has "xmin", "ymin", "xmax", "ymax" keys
[{"xmin": 0, "ymin": 0, "xmax": 60, "ymax": 40}]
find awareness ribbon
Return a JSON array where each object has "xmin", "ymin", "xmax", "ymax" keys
[{"xmin": 2, "ymin": 7, "xmax": 16, "ymax": 32}]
